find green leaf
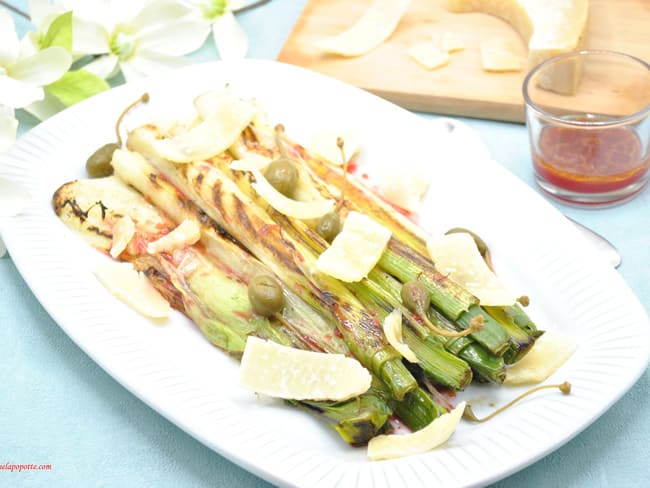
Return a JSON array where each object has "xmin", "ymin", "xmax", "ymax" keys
[
  {"xmin": 41, "ymin": 11, "xmax": 73, "ymax": 52},
  {"xmin": 45, "ymin": 70, "xmax": 110, "ymax": 107}
]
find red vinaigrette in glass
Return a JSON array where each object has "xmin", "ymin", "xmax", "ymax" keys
[
  {"xmin": 532, "ymin": 117, "xmax": 650, "ymax": 194},
  {"xmin": 523, "ymin": 51, "xmax": 650, "ymax": 206}
]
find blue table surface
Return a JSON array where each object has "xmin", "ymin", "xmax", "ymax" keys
[{"xmin": 1, "ymin": 1, "xmax": 648, "ymax": 487}]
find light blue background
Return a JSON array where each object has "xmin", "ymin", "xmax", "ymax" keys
[{"xmin": 1, "ymin": 1, "xmax": 648, "ymax": 486}]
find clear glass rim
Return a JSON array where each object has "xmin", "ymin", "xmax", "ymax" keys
[{"xmin": 522, "ymin": 49, "xmax": 650, "ymax": 127}]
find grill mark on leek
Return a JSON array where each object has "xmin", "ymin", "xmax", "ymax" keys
[
  {"xmin": 290, "ymin": 138, "xmax": 541, "ymax": 360},
  {"xmin": 148, "ymin": 172, "xmax": 161, "ymax": 188},
  {"xmin": 234, "ymin": 198, "xmax": 303, "ymax": 275},
  {"xmin": 224, "ymin": 140, "xmax": 510, "ymax": 378},
  {"xmin": 204, "ymin": 168, "xmax": 304, "ymax": 277},
  {"xmin": 54, "ymin": 174, "xmax": 406, "ymax": 445},
  {"xmin": 128, "ymin": 127, "xmax": 417, "ymax": 400},
  {"xmin": 231, "ymin": 129, "xmax": 478, "ymax": 320},
  {"xmin": 234, "ymin": 133, "xmax": 518, "ymax": 358},
  {"xmin": 86, "ymin": 225, "xmax": 112, "ymax": 239},
  {"xmin": 291, "ymin": 141, "xmax": 429, "ymax": 251},
  {"xmin": 137, "ymin": 256, "xmax": 185, "ymax": 311}
]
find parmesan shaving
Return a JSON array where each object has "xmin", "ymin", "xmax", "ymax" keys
[
  {"xmin": 110, "ymin": 216, "xmax": 135, "ymax": 258},
  {"xmin": 250, "ymin": 168, "xmax": 334, "ymax": 220},
  {"xmin": 505, "ymin": 331, "xmax": 576, "ymax": 385},
  {"xmin": 374, "ymin": 167, "xmax": 431, "ymax": 212},
  {"xmin": 368, "ymin": 401, "xmax": 465, "ymax": 460},
  {"xmin": 230, "ymin": 153, "xmax": 273, "ymax": 172},
  {"xmin": 408, "ymin": 43, "xmax": 451, "ymax": 70},
  {"xmin": 316, "ymin": 0, "xmax": 411, "ymax": 57},
  {"xmin": 383, "ymin": 310, "xmax": 418, "ymax": 363},
  {"xmin": 147, "ymin": 219, "xmax": 201, "ymax": 254},
  {"xmin": 94, "ymin": 261, "xmax": 171, "ymax": 319},
  {"xmin": 316, "ymin": 211, "xmax": 391, "ymax": 282},
  {"xmin": 427, "ymin": 232, "xmax": 517, "ymax": 306},
  {"xmin": 240, "ymin": 336, "xmax": 372, "ymax": 401},
  {"xmin": 306, "ymin": 129, "xmax": 360, "ymax": 166},
  {"xmin": 150, "ymin": 91, "xmax": 257, "ymax": 163}
]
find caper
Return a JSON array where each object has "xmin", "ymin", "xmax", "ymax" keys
[
  {"xmin": 401, "ymin": 279, "xmax": 478, "ymax": 338},
  {"xmin": 400, "ymin": 280, "xmax": 430, "ymax": 314},
  {"xmin": 86, "ymin": 142, "xmax": 120, "ymax": 178},
  {"xmin": 445, "ymin": 227, "xmax": 488, "ymax": 256},
  {"xmin": 316, "ymin": 211, "xmax": 341, "ymax": 242},
  {"xmin": 464, "ymin": 381, "xmax": 572, "ymax": 423},
  {"xmin": 85, "ymin": 93, "xmax": 149, "ymax": 178},
  {"xmin": 264, "ymin": 157, "xmax": 297, "ymax": 197},
  {"xmin": 248, "ymin": 274, "xmax": 284, "ymax": 316}
]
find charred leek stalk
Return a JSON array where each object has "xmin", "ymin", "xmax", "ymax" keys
[
  {"xmin": 197, "ymin": 146, "xmax": 508, "ymax": 370},
  {"xmin": 233, "ymin": 124, "xmax": 539, "ymax": 360},
  {"xmin": 53, "ymin": 91, "xmax": 548, "ymax": 446},
  {"xmin": 52, "ymin": 174, "xmax": 408, "ymax": 444},
  {"xmin": 118, "ymin": 144, "xmax": 498, "ymax": 389},
  {"xmin": 230, "ymin": 141, "xmax": 501, "ymax": 356},
  {"xmin": 127, "ymin": 128, "xmax": 418, "ymax": 401},
  {"xmin": 112, "ymin": 151, "xmax": 453, "ymax": 432}
]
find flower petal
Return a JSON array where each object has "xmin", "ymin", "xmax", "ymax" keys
[
  {"xmin": 230, "ymin": 0, "xmax": 245, "ymax": 10},
  {"xmin": 63, "ymin": 0, "xmax": 128, "ymax": 28},
  {"xmin": 120, "ymin": 50, "xmax": 192, "ymax": 82},
  {"xmin": 212, "ymin": 11, "xmax": 248, "ymax": 61},
  {"xmin": 81, "ymin": 54, "xmax": 119, "ymax": 80},
  {"xmin": 19, "ymin": 32, "xmax": 41, "ymax": 59},
  {"xmin": 0, "ymin": 105, "xmax": 18, "ymax": 151},
  {"xmin": 138, "ymin": 20, "xmax": 210, "ymax": 56},
  {"xmin": 130, "ymin": 0, "xmax": 193, "ymax": 32},
  {"xmin": 29, "ymin": 0, "xmax": 66, "ymax": 30},
  {"xmin": 0, "ymin": 76, "xmax": 44, "ymax": 108},
  {"xmin": 28, "ymin": 0, "xmax": 52, "ymax": 28},
  {"xmin": 0, "ymin": 11, "xmax": 20, "ymax": 67},
  {"xmin": 72, "ymin": 18, "xmax": 109, "ymax": 55},
  {"xmin": 9, "ymin": 46, "xmax": 71, "ymax": 86}
]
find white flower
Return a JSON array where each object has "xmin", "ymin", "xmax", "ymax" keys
[
  {"xmin": 21, "ymin": 0, "xmax": 68, "ymax": 57},
  {"xmin": 182, "ymin": 0, "xmax": 248, "ymax": 61},
  {"xmin": 0, "ymin": 10, "xmax": 71, "ymax": 150},
  {"xmin": 68, "ymin": 0, "xmax": 210, "ymax": 81}
]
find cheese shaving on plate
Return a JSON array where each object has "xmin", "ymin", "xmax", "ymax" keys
[
  {"xmin": 147, "ymin": 219, "xmax": 201, "ymax": 255},
  {"xmin": 374, "ymin": 167, "xmax": 431, "ymax": 212},
  {"xmin": 367, "ymin": 401, "xmax": 465, "ymax": 460},
  {"xmin": 505, "ymin": 330, "xmax": 576, "ymax": 384},
  {"xmin": 110, "ymin": 216, "xmax": 135, "ymax": 258},
  {"xmin": 427, "ymin": 232, "xmax": 517, "ymax": 306},
  {"xmin": 150, "ymin": 90, "xmax": 257, "ymax": 163},
  {"xmin": 383, "ymin": 310, "xmax": 418, "ymax": 363},
  {"xmin": 94, "ymin": 261, "xmax": 171, "ymax": 319},
  {"xmin": 316, "ymin": 211, "xmax": 391, "ymax": 282},
  {"xmin": 305, "ymin": 129, "xmax": 360, "ymax": 166},
  {"xmin": 240, "ymin": 336, "xmax": 372, "ymax": 401},
  {"xmin": 250, "ymin": 168, "xmax": 335, "ymax": 220}
]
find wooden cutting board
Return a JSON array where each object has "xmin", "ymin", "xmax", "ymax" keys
[{"xmin": 278, "ymin": 0, "xmax": 650, "ymax": 122}]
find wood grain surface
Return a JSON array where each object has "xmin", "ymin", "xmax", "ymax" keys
[{"xmin": 278, "ymin": 0, "xmax": 650, "ymax": 122}]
